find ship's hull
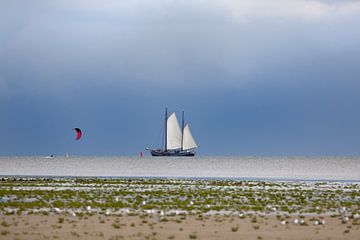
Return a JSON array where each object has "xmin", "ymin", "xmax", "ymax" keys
[{"xmin": 150, "ymin": 149, "xmax": 196, "ymax": 157}]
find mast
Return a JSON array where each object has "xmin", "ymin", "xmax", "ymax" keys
[
  {"xmin": 164, "ymin": 107, "xmax": 168, "ymax": 151},
  {"xmin": 181, "ymin": 110, "xmax": 184, "ymax": 151}
]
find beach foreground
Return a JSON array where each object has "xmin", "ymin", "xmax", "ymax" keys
[
  {"xmin": 0, "ymin": 177, "xmax": 359, "ymax": 239},
  {"xmin": 1, "ymin": 214, "xmax": 359, "ymax": 240}
]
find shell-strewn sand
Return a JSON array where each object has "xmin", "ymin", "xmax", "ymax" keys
[{"xmin": 0, "ymin": 177, "xmax": 359, "ymax": 239}]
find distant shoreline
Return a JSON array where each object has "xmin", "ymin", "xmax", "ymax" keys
[{"xmin": 1, "ymin": 175, "xmax": 360, "ymax": 182}]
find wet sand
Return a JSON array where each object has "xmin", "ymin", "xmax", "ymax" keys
[{"xmin": 1, "ymin": 214, "xmax": 360, "ymax": 240}]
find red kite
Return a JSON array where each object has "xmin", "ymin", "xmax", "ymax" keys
[{"xmin": 73, "ymin": 128, "xmax": 82, "ymax": 140}]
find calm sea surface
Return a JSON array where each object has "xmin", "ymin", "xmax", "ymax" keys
[{"xmin": 0, "ymin": 156, "xmax": 359, "ymax": 181}]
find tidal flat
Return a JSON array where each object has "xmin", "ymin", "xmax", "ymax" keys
[{"xmin": 0, "ymin": 177, "xmax": 359, "ymax": 239}]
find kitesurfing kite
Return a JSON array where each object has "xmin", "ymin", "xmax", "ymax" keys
[{"xmin": 73, "ymin": 128, "xmax": 82, "ymax": 140}]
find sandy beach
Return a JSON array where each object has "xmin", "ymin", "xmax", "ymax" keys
[
  {"xmin": 1, "ymin": 177, "xmax": 359, "ymax": 239},
  {"xmin": 1, "ymin": 214, "xmax": 360, "ymax": 240}
]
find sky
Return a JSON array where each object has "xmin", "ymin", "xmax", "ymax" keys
[{"xmin": 1, "ymin": 0, "xmax": 360, "ymax": 156}]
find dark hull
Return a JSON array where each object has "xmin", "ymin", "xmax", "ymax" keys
[{"xmin": 150, "ymin": 149, "xmax": 196, "ymax": 157}]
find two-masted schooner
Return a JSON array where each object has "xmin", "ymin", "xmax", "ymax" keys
[{"xmin": 147, "ymin": 108, "xmax": 198, "ymax": 156}]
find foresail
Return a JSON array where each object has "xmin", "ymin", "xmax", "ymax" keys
[
  {"xmin": 167, "ymin": 112, "xmax": 182, "ymax": 150},
  {"xmin": 182, "ymin": 124, "xmax": 198, "ymax": 150}
]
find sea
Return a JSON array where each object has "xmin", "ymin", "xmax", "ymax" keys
[{"xmin": 0, "ymin": 156, "xmax": 359, "ymax": 181}]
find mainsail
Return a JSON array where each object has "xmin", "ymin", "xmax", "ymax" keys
[
  {"xmin": 182, "ymin": 124, "xmax": 198, "ymax": 150},
  {"xmin": 166, "ymin": 112, "xmax": 182, "ymax": 150}
]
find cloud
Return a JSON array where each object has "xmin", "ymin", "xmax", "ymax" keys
[
  {"xmin": 215, "ymin": 0, "xmax": 360, "ymax": 23},
  {"xmin": 56, "ymin": 0, "xmax": 360, "ymax": 23},
  {"xmin": 1, "ymin": 0, "xmax": 360, "ymax": 97}
]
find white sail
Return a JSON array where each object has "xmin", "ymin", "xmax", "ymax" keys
[
  {"xmin": 182, "ymin": 124, "xmax": 198, "ymax": 150},
  {"xmin": 167, "ymin": 112, "xmax": 182, "ymax": 150}
]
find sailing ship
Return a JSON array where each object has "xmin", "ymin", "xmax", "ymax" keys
[{"xmin": 147, "ymin": 108, "xmax": 198, "ymax": 157}]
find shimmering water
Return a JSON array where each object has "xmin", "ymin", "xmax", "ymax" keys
[{"xmin": 0, "ymin": 156, "xmax": 359, "ymax": 181}]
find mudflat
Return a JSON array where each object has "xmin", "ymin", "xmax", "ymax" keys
[{"xmin": 0, "ymin": 177, "xmax": 359, "ymax": 239}]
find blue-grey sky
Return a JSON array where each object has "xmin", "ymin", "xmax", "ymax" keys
[{"xmin": 1, "ymin": 0, "xmax": 360, "ymax": 156}]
